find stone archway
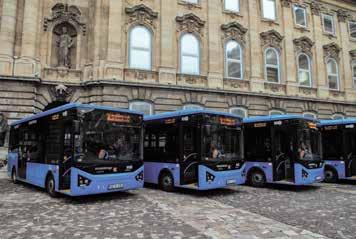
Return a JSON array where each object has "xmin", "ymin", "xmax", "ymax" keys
[{"xmin": 43, "ymin": 101, "xmax": 68, "ymax": 111}]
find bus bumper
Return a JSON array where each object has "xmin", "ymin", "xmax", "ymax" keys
[
  {"xmin": 294, "ymin": 163, "xmax": 324, "ymax": 185},
  {"xmin": 68, "ymin": 166, "xmax": 144, "ymax": 196},
  {"xmin": 197, "ymin": 164, "xmax": 246, "ymax": 190},
  {"xmin": 325, "ymin": 160, "xmax": 346, "ymax": 179}
]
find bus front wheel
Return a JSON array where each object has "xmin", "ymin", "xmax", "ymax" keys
[
  {"xmin": 159, "ymin": 172, "xmax": 175, "ymax": 192},
  {"xmin": 11, "ymin": 168, "xmax": 17, "ymax": 184},
  {"xmin": 324, "ymin": 168, "xmax": 338, "ymax": 183},
  {"xmin": 249, "ymin": 170, "xmax": 266, "ymax": 188},
  {"xmin": 46, "ymin": 174, "xmax": 58, "ymax": 198}
]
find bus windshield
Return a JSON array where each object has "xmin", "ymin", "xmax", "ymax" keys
[
  {"xmin": 75, "ymin": 109, "xmax": 142, "ymax": 163},
  {"xmin": 297, "ymin": 128, "xmax": 321, "ymax": 161},
  {"xmin": 203, "ymin": 124, "xmax": 241, "ymax": 162}
]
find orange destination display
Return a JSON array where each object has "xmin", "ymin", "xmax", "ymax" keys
[
  {"xmin": 219, "ymin": 117, "xmax": 237, "ymax": 126},
  {"xmin": 107, "ymin": 113, "xmax": 130, "ymax": 123}
]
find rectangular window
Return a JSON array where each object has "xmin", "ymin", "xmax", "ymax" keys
[
  {"xmin": 294, "ymin": 5, "xmax": 307, "ymax": 28},
  {"xmin": 225, "ymin": 0, "xmax": 240, "ymax": 12},
  {"xmin": 353, "ymin": 62, "xmax": 356, "ymax": 87},
  {"xmin": 262, "ymin": 0, "xmax": 276, "ymax": 20},
  {"xmin": 322, "ymin": 14, "xmax": 335, "ymax": 34},
  {"xmin": 349, "ymin": 21, "xmax": 356, "ymax": 38}
]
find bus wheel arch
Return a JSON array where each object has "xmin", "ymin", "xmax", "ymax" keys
[
  {"xmin": 11, "ymin": 167, "xmax": 17, "ymax": 184},
  {"xmin": 324, "ymin": 166, "xmax": 338, "ymax": 183},
  {"xmin": 45, "ymin": 172, "xmax": 58, "ymax": 197},
  {"xmin": 247, "ymin": 167, "xmax": 266, "ymax": 188},
  {"xmin": 158, "ymin": 169, "xmax": 175, "ymax": 192}
]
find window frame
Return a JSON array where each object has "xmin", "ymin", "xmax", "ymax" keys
[
  {"xmin": 182, "ymin": 104, "xmax": 204, "ymax": 110},
  {"xmin": 326, "ymin": 58, "xmax": 340, "ymax": 91},
  {"xmin": 332, "ymin": 114, "xmax": 345, "ymax": 120},
  {"xmin": 261, "ymin": 0, "xmax": 277, "ymax": 21},
  {"xmin": 264, "ymin": 47, "xmax": 281, "ymax": 83},
  {"xmin": 128, "ymin": 25, "xmax": 153, "ymax": 71},
  {"xmin": 303, "ymin": 112, "xmax": 317, "ymax": 119},
  {"xmin": 179, "ymin": 33, "xmax": 201, "ymax": 75},
  {"xmin": 322, "ymin": 13, "xmax": 335, "ymax": 35},
  {"xmin": 224, "ymin": 0, "xmax": 240, "ymax": 13},
  {"xmin": 348, "ymin": 21, "xmax": 356, "ymax": 40},
  {"xmin": 129, "ymin": 101, "xmax": 154, "ymax": 116},
  {"xmin": 297, "ymin": 53, "xmax": 312, "ymax": 87},
  {"xmin": 229, "ymin": 107, "xmax": 248, "ymax": 118},
  {"xmin": 225, "ymin": 40, "xmax": 243, "ymax": 80},
  {"xmin": 293, "ymin": 5, "xmax": 308, "ymax": 28},
  {"xmin": 269, "ymin": 110, "xmax": 284, "ymax": 116},
  {"xmin": 352, "ymin": 60, "xmax": 356, "ymax": 88}
]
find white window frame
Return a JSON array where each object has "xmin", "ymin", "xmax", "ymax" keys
[
  {"xmin": 322, "ymin": 14, "xmax": 335, "ymax": 35},
  {"xmin": 183, "ymin": 0, "xmax": 199, "ymax": 4},
  {"xmin": 332, "ymin": 114, "xmax": 345, "ymax": 120},
  {"xmin": 352, "ymin": 61, "xmax": 356, "ymax": 88},
  {"xmin": 264, "ymin": 48, "xmax": 280, "ymax": 83},
  {"xmin": 326, "ymin": 58, "xmax": 340, "ymax": 91},
  {"xmin": 183, "ymin": 104, "xmax": 204, "ymax": 110},
  {"xmin": 293, "ymin": 5, "xmax": 307, "ymax": 28},
  {"xmin": 303, "ymin": 112, "xmax": 317, "ymax": 119},
  {"xmin": 261, "ymin": 0, "xmax": 277, "ymax": 21},
  {"xmin": 224, "ymin": 0, "xmax": 240, "ymax": 13},
  {"xmin": 269, "ymin": 110, "xmax": 284, "ymax": 116},
  {"xmin": 129, "ymin": 101, "xmax": 154, "ymax": 116},
  {"xmin": 225, "ymin": 40, "xmax": 243, "ymax": 79},
  {"xmin": 128, "ymin": 26, "xmax": 152, "ymax": 70},
  {"xmin": 229, "ymin": 107, "xmax": 247, "ymax": 118},
  {"xmin": 297, "ymin": 53, "xmax": 312, "ymax": 87},
  {"xmin": 180, "ymin": 33, "xmax": 201, "ymax": 75}
]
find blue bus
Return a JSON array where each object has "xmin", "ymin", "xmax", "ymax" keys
[
  {"xmin": 319, "ymin": 119, "xmax": 356, "ymax": 182},
  {"xmin": 7, "ymin": 103, "xmax": 144, "ymax": 197},
  {"xmin": 243, "ymin": 115, "xmax": 324, "ymax": 187},
  {"xmin": 143, "ymin": 110, "xmax": 246, "ymax": 191}
]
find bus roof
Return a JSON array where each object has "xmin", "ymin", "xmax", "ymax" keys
[
  {"xmin": 319, "ymin": 118, "xmax": 356, "ymax": 126},
  {"xmin": 243, "ymin": 115, "xmax": 318, "ymax": 124},
  {"xmin": 144, "ymin": 109, "xmax": 242, "ymax": 122},
  {"xmin": 11, "ymin": 103, "xmax": 143, "ymax": 126}
]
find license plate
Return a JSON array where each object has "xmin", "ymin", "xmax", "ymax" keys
[
  {"xmin": 227, "ymin": 179, "xmax": 236, "ymax": 185},
  {"xmin": 108, "ymin": 183, "xmax": 124, "ymax": 190}
]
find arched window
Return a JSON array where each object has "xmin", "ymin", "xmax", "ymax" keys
[
  {"xmin": 180, "ymin": 34, "xmax": 200, "ymax": 75},
  {"xmin": 229, "ymin": 107, "xmax": 247, "ymax": 118},
  {"xmin": 303, "ymin": 112, "xmax": 317, "ymax": 119},
  {"xmin": 129, "ymin": 101, "xmax": 153, "ymax": 116},
  {"xmin": 265, "ymin": 48, "xmax": 280, "ymax": 83},
  {"xmin": 298, "ymin": 53, "xmax": 312, "ymax": 87},
  {"xmin": 225, "ymin": 40, "xmax": 243, "ymax": 79},
  {"xmin": 332, "ymin": 114, "xmax": 345, "ymax": 120},
  {"xmin": 327, "ymin": 58, "xmax": 339, "ymax": 90},
  {"xmin": 183, "ymin": 104, "xmax": 204, "ymax": 110},
  {"xmin": 129, "ymin": 26, "xmax": 152, "ymax": 70},
  {"xmin": 269, "ymin": 110, "xmax": 284, "ymax": 116}
]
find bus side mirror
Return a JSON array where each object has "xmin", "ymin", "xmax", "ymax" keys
[{"xmin": 73, "ymin": 120, "xmax": 80, "ymax": 134}]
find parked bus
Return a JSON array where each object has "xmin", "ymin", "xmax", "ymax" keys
[
  {"xmin": 243, "ymin": 115, "xmax": 324, "ymax": 187},
  {"xmin": 319, "ymin": 119, "xmax": 356, "ymax": 182},
  {"xmin": 7, "ymin": 103, "xmax": 144, "ymax": 197},
  {"xmin": 143, "ymin": 110, "xmax": 246, "ymax": 191}
]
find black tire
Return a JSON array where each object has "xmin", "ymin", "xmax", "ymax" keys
[
  {"xmin": 159, "ymin": 172, "xmax": 175, "ymax": 192},
  {"xmin": 249, "ymin": 169, "xmax": 266, "ymax": 188},
  {"xmin": 324, "ymin": 167, "xmax": 338, "ymax": 183},
  {"xmin": 46, "ymin": 174, "xmax": 58, "ymax": 198},
  {"xmin": 11, "ymin": 168, "xmax": 17, "ymax": 184}
]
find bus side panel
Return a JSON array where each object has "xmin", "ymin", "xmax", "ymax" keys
[
  {"xmin": 7, "ymin": 152, "xmax": 18, "ymax": 178},
  {"xmin": 245, "ymin": 162, "xmax": 274, "ymax": 183},
  {"xmin": 144, "ymin": 162, "xmax": 180, "ymax": 186},
  {"xmin": 26, "ymin": 163, "xmax": 60, "ymax": 189},
  {"xmin": 325, "ymin": 160, "xmax": 346, "ymax": 179},
  {"xmin": 69, "ymin": 166, "xmax": 144, "ymax": 196},
  {"xmin": 197, "ymin": 165, "xmax": 246, "ymax": 190},
  {"xmin": 294, "ymin": 163, "xmax": 324, "ymax": 185}
]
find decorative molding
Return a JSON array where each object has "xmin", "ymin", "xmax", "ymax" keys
[
  {"xmin": 44, "ymin": 3, "xmax": 86, "ymax": 35},
  {"xmin": 323, "ymin": 43, "xmax": 341, "ymax": 61},
  {"xmin": 260, "ymin": 30, "xmax": 284, "ymax": 50},
  {"xmin": 125, "ymin": 4, "xmax": 158, "ymax": 29},
  {"xmin": 337, "ymin": 9, "xmax": 350, "ymax": 22},
  {"xmin": 176, "ymin": 13, "xmax": 205, "ymax": 35},
  {"xmin": 49, "ymin": 84, "xmax": 74, "ymax": 102},
  {"xmin": 221, "ymin": 22, "xmax": 248, "ymax": 45},
  {"xmin": 281, "ymin": 0, "xmax": 293, "ymax": 8},
  {"xmin": 310, "ymin": 1, "xmax": 322, "ymax": 16},
  {"xmin": 293, "ymin": 36, "xmax": 314, "ymax": 54}
]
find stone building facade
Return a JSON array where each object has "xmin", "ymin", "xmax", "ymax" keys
[{"xmin": 0, "ymin": 0, "xmax": 356, "ymax": 155}]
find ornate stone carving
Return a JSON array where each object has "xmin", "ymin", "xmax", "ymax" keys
[
  {"xmin": 0, "ymin": 113, "xmax": 7, "ymax": 147},
  {"xmin": 50, "ymin": 84, "xmax": 74, "ymax": 102},
  {"xmin": 337, "ymin": 9, "xmax": 350, "ymax": 22},
  {"xmin": 260, "ymin": 30, "xmax": 284, "ymax": 49},
  {"xmin": 176, "ymin": 13, "xmax": 205, "ymax": 35},
  {"xmin": 221, "ymin": 22, "xmax": 248, "ymax": 45},
  {"xmin": 125, "ymin": 4, "xmax": 158, "ymax": 29},
  {"xmin": 293, "ymin": 36, "xmax": 314, "ymax": 54},
  {"xmin": 310, "ymin": 1, "xmax": 322, "ymax": 16},
  {"xmin": 323, "ymin": 43, "xmax": 341, "ymax": 61},
  {"xmin": 44, "ymin": 3, "xmax": 86, "ymax": 35},
  {"xmin": 57, "ymin": 27, "xmax": 74, "ymax": 68},
  {"xmin": 281, "ymin": 0, "xmax": 292, "ymax": 8},
  {"xmin": 349, "ymin": 50, "xmax": 356, "ymax": 59}
]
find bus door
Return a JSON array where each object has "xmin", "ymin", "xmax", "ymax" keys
[
  {"xmin": 18, "ymin": 127, "xmax": 29, "ymax": 179},
  {"xmin": 59, "ymin": 121, "xmax": 74, "ymax": 190},
  {"xmin": 344, "ymin": 129, "xmax": 356, "ymax": 177},
  {"xmin": 271, "ymin": 125, "xmax": 294, "ymax": 182},
  {"xmin": 179, "ymin": 122, "xmax": 199, "ymax": 185}
]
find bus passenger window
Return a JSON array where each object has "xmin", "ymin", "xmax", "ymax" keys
[{"xmin": 245, "ymin": 126, "xmax": 271, "ymax": 162}]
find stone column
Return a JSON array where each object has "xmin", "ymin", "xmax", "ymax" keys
[
  {"xmin": 0, "ymin": 0, "xmax": 18, "ymax": 75},
  {"xmin": 338, "ymin": 17, "xmax": 351, "ymax": 92}
]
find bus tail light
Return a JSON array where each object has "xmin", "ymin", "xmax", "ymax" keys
[
  {"xmin": 206, "ymin": 172, "xmax": 215, "ymax": 182},
  {"xmin": 78, "ymin": 175, "xmax": 91, "ymax": 187},
  {"xmin": 135, "ymin": 171, "xmax": 144, "ymax": 181}
]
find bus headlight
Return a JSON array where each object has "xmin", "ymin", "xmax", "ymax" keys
[
  {"xmin": 206, "ymin": 172, "xmax": 215, "ymax": 182},
  {"xmin": 78, "ymin": 175, "xmax": 91, "ymax": 187},
  {"xmin": 135, "ymin": 171, "xmax": 144, "ymax": 181}
]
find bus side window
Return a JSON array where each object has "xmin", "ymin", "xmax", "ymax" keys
[
  {"xmin": 9, "ymin": 127, "xmax": 19, "ymax": 152},
  {"xmin": 245, "ymin": 126, "xmax": 271, "ymax": 162},
  {"xmin": 183, "ymin": 126, "xmax": 195, "ymax": 156},
  {"xmin": 323, "ymin": 129, "xmax": 342, "ymax": 160}
]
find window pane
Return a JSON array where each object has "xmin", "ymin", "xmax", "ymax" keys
[
  {"xmin": 184, "ymin": 0, "xmax": 198, "ymax": 3},
  {"xmin": 266, "ymin": 49, "xmax": 278, "ymax": 65},
  {"xmin": 295, "ymin": 7, "xmax": 306, "ymax": 26},
  {"xmin": 299, "ymin": 70, "xmax": 310, "ymax": 86},
  {"xmin": 304, "ymin": 113, "xmax": 316, "ymax": 119},
  {"xmin": 183, "ymin": 104, "xmax": 204, "ymax": 110},
  {"xmin": 270, "ymin": 111, "xmax": 283, "ymax": 115},
  {"xmin": 130, "ymin": 49, "xmax": 151, "ymax": 70},
  {"xmin": 298, "ymin": 54, "xmax": 309, "ymax": 70},
  {"xmin": 130, "ymin": 102, "xmax": 152, "ymax": 115},
  {"xmin": 267, "ymin": 67, "xmax": 279, "ymax": 82},
  {"xmin": 263, "ymin": 0, "xmax": 276, "ymax": 20},
  {"xmin": 350, "ymin": 22, "xmax": 356, "ymax": 38},
  {"xmin": 227, "ymin": 61, "xmax": 242, "ymax": 79},
  {"xmin": 327, "ymin": 60, "xmax": 337, "ymax": 74},
  {"xmin": 181, "ymin": 55, "xmax": 199, "ymax": 75},
  {"xmin": 328, "ymin": 75, "xmax": 338, "ymax": 89},
  {"xmin": 226, "ymin": 41, "xmax": 241, "ymax": 60},
  {"xmin": 181, "ymin": 34, "xmax": 199, "ymax": 55},
  {"xmin": 225, "ymin": 0, "xmax": 239, "ymax": 12},
  {"xmin": 353, "ymin": 64, "xmax": 356, "ymax": 78},
  {"xmin": 230, "ymin": 108, "xmax": 246, "ymax": 118},
  {"xmin": 131, "ymin": 27, "xmax": 151, "ymax": 48},
  {"xmin": 323, "ymin": 15, "xmax": 334, "ymax": 33}
]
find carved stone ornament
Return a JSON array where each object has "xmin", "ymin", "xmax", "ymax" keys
[
  {"xmin": 50, "ymin": 84, "xmax": 74, "ymax": 102},
  {"xmin": 323, "ymin": 43, "xmax": 341, "ymax": 61},
  {"xmin": 44, "ymin": 3, "xmax": 86, "ymax": 35},
  {"xmin": 293, "ymin": 36, "xmax": 314, "ymax": 54},
  {"xmin": 125, "ymin": 4, "xmax": 158, "ymax": 29},
  {"xmin": 0, "ymin": 113, "xmax": 7, "ymax": 147},
  {"xmin": 281, "ymin": 0, "xmax": 292, "ymax": 8},
  {"xmin": 260, "ymin": 30, "xmax": 284, "ymax": 49},
  {"xmin": 349, "ymin": 50, "xmax": 356, "ymax": 59},
  {"xmin": 176, "ymin": 13, "xmax": 205, "ymax": 35},
  {"xmin": 337, "ymin": 9, "xmax": 350, "ymax": 23},
  {"xmin": 310, "ymin": 1, "xmax": 322, "ymax": 16},
  {"xmin": 221, "ymin": 22, "xmax": 248, "ymax": 45}
]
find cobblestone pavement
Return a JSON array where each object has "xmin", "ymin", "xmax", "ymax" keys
[{"xmin": 0, "ymin": 168, "xmax": 354, "ymax": 239}]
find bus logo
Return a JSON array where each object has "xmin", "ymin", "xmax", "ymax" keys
[{"xmin": 107, "ymin": 113, "xmax": 130, "ymax": 123}]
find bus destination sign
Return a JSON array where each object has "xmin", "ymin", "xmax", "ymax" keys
[
  {"xmin": 219, "ymin": 117, "xmax": 236, "ymax": 126},
  {"xmin": 107, "ymin": 113, "xmax": 130, "ymax": 123}
]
